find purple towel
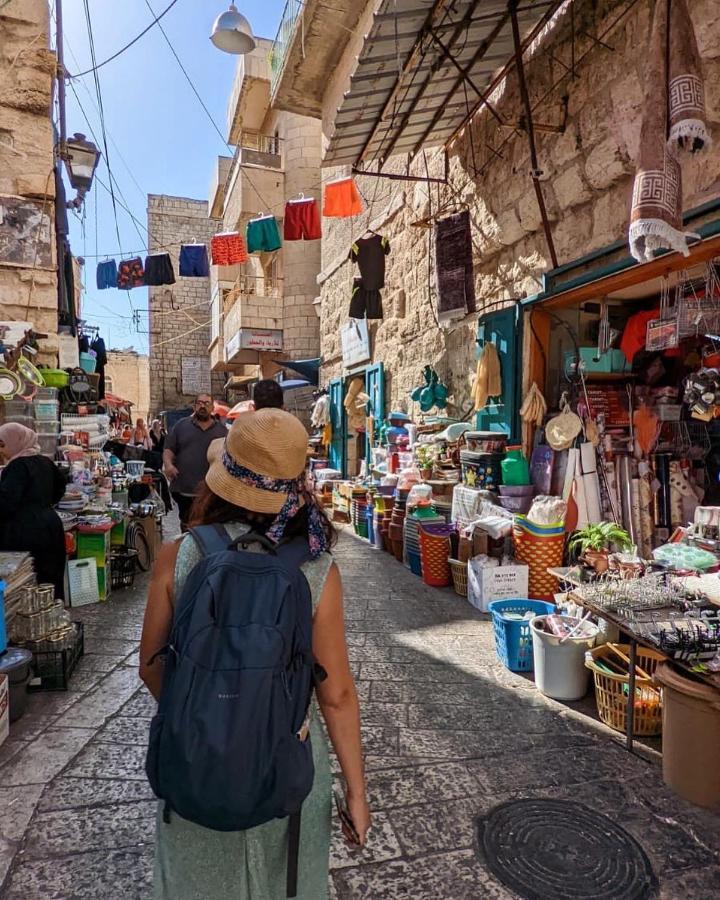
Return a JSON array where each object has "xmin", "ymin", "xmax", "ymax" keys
[{"xmin": 435, "ymin": 210, "xmax": 476, "ymax": 320}]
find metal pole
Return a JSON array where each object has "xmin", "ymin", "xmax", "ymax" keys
[
  {"xmin": 626, "ymin": 638, "xmax": 637, "ymax": 753},
  {"xmin": 55, "ymin": 0, "xmax": 67, "ymax": 148},
  {"xmin": 509, "ymin": 0, "xmax": 559, "ymax": 268}
]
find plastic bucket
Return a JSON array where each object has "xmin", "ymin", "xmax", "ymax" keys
[
  {"xmin": 530, "ymin": 616, "xmax": 599, "ymax": 700},
  {"xmin": 0, "ymin": 647, "xmax": 33, "ymax": 722},
  {"xmin": 654, "ymin": 663, "xmax": 720, "ymax": 810},
  {"xmin": 79, "ymin": 352, "xmax": 97, "ymax": 374}
]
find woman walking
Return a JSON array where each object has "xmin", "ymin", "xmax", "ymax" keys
[
  {"xmin": 0, "ymin": 423, "xmax": 67, "ymax": 598},
  {"xmin": 131, "ymin": 418, "xmax": 152, "ymax": 450},
  {"xmin": 149, "ymin": 419, "xmax": 166, "ymax": 453},
  {"xmin": 140, "ymin": 408, "xmax": 369, "ymax": 899}
]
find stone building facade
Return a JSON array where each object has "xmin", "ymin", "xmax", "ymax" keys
[
  {"xmin": 146, "ymin": 195, "xmax": 224, "ymax": 416},
  {"xmin": 272, "ymin": 0, "xmax": 720, "ymax": 414},
  {"xmin": 105, "ymin": 349, "xmax": 150, "ymax": 424},
  {"xmin": 0, "ymin": 0, "xmax": 59, "ymax": 362}
]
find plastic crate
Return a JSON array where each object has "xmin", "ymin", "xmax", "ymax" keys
[
  {"xmin": 489, "ymin": 599, "xmax": 555, "ymax": 672},
  {"xmin": 28, "ymin": 622, "xmax": 84, "ymax": 691},
  {"xmin": 110, "ymin": 549, "xmax": 138, "ymax": 591}
]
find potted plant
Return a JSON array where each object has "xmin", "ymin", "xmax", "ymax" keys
[
  {"xmin": 568, "ymin": 522, "xmax": 633, "ymax": 574},
  {"xmin": 415, "ymin": 444, "xmax": 435, "ymax": 481}
]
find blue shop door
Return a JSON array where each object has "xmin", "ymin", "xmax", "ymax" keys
[
  {"xmin": 475, "ymin": 306, "xmax": 520, "ymax": 439},
  {"xmin": 365, "ymin": 363, "xmax": 385, "ymax": 463},
  {"xmin": 328, "ymin": 377, "xmax": 346, "ymax": 475}
]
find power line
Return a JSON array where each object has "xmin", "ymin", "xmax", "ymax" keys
[{"xmin": 70, "ymin": 0, "xmax": 183, "ymax": 78}]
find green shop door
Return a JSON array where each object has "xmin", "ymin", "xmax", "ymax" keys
[
  {"xmin": 475, "ymin": 306, "xmax": 520, "ymax": 439},
  {"xmin": 364, "ymin": 363, "xmax": 385, "ymax": 464},
  {"xmin": 328, "ymin": 377, "xmax": 346, "ymax": 475}
]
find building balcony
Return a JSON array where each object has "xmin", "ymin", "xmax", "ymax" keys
[
  {"xmin": 270, "ymin": 0, "xmax": 365, "ymax": 116},
  {"xmin": 209, "ymin": 155, "xmax": 233, "ymax": 220},
  {"xmin": 222, "ymin": 135, "xmax": 283, "ymax": 229},
  {"xmin": 223, "ymin": 276, "xmax": 284, "ymax": 365},
  {"xmin": 227, "ymin": 37, "xmax": 273, "ymax": 142}
]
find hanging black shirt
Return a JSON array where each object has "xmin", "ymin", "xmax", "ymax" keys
[{"xmin": 349, "ymin": 233, "xmax": 391, "ymax": 291}]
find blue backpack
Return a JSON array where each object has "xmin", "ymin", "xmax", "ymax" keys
[{"xmin": 146, "ymin": 525, "xmax": 320, "ymax": 894}]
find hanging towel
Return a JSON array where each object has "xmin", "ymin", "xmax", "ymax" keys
[
  {"xmin": 472, "ymin": 342, "xmax": 502, "ymax": 411},
  {"xmin": 629, "ymin": 0, "xmax": 706, "ymax": 262},
  {"xmin": 435, "ymin": 211, "xmax": 476, "ymax": 320}
]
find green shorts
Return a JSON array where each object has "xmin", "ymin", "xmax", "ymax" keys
[{"xmin": 246, "ymin": 216, "xmax": 282, "ymax": 253}]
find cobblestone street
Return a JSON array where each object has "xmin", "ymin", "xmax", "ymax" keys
[{"xmin": 1, "ymin": 526, "xmax": 720, "ymax": 899}]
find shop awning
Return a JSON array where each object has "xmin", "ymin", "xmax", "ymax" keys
[
  {"xmin": 272, "ymin": 358, "xmax": 321, "ymax": 385},
  {"xmin": 324, "ymin": 0, "xmax": 563, "ymax": 167},
  {"xmin": 104, "ymin": 392, "xmax": 133, "ymax": 409}
]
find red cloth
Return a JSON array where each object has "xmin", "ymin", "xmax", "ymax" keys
[
  {"xmin": 284, "ymin": 199, "xmax": 321, "ymax": 240},
  {"xmin": 620, "ymin": 307, "xmax": 681, "ymax": 362},
  {"xmin": 211, "ymin": 232, "xmax": 248, "ymax": 265}
]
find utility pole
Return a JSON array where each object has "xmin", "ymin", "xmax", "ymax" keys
[{"xmin": 55, "ymin": 0, "xmax": 67, "ymax": 148}]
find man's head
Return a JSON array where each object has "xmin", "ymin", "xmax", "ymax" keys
[
  {"xmin": 193, "ymin": 394, "xmax": 213, "ymax": 421},
  {"xmin": 253, "ymin": 379, "xmax": 284, "ymax": 411}
]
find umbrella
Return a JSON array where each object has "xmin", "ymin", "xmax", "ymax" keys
[
  {"xmin": 272, "ymin": 358, "xmax": 320, "ymax": 385},
  {"xmin": 280, "ymin": 379, "xmax": 311, "ymax": 391}
]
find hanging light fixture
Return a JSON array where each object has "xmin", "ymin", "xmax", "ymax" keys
[
  {"xmin": 63, "ymin": 132, "xmax": 101, "ymax": 194},
  {"xmin": 210, "ymin": 4, "xmax": 256, "ymax": 54}
]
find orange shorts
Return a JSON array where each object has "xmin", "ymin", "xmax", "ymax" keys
[{"xmin": 323, "ymin": 177, "xmax": 364, "ymax": 218}]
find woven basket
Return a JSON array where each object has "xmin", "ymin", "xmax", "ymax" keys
[
  {"xmin": 585, "ymin": 644, "xmax": 663, "ymax": 736},
  {"xmin": 513, "ymin": 516, "xmax": 565, "ymax": 600},
  {"xmin": 419, "ymin": 523, "xmax": 453, "ymax": 587},
  {"xmin": 448, "ymin": 558, "xmax": 468, "ymax": 597}
]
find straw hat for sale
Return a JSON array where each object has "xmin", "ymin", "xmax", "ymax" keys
[{"xmin": 206, "ymin": 408, "xmax": 309, "ymax": 514}]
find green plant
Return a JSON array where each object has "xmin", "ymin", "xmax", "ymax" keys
[
  {"xmin": 568, "ymin": 521, "xmax": 632, "ymax": 556},
  {"xmin": 415, "ymin": 444, "xmax": 436, "ymax": 468}
]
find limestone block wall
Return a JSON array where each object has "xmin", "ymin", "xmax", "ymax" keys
[
  {"xmin": 318, "ymin": 0, "xmax": 720, "ymax": 414},
  {"xmin": 147, "ymin": 195, "xmax": 224, "ymax": 416},
  {"xmin": 0, "ymin": 0, "xmax": 58, "ymax": 361},
  {"xmin": 105, "ymin": 350, "xmax": 150, "ymax": 424}
]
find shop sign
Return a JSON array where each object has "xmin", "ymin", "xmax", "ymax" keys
[
  {"xmin": 341, "ymin": 319, "xmax": 371, "ymax": 368},
  {"xmin": 181, "ymin": 356, "xmax": 211, "ymax": 395},
  {"xmin": 239, "ymin": 328, "xmax": 283, "ymax": 351}
]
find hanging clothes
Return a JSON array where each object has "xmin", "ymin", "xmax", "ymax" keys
[
  {"xmin": 117, "ymin": 257, "xmax": 145, "ymax": 289},
  {"xmin": 210, "ymin": 232, "xmax": 249, "ymax": 266},
  {"xmin": 179, "ymin": 244, "xmax": 210, "ymax": 277},
  {"xmin": 435, "ymin": 210, "xmax": 476, "ymax": 320},
  {"xmin": 246, "ymin": 216, "xmax": 282, "ymax": 253},
  {"xmin": 349, "ymin": 233, "xmax": 390, "ymax": 291},
  {"xmin": 472, "ymin": 342, "xmax": 502, "ymax": 411},
  {"xmin": 310, "ymin": 393, "xmax": 330, "ymax": 429},
  {"xmin": 323, "ymin": 177, "xmax": 363, "ymax": 218},
  {"xmin": 96, "ymin": 259, "xmax": 118, "ymax": 290},
  {"xmin": 349, "ymin": 277, "xmax": 383, "ymax": 320},
  {"xmin": 284, "ymin": 199, "xmax": 321, "ymax": 241},
  {"xmin": 144, "ymin": 253, "xmax": 176, "ymax": 286},
  {"xmin": 91, "ymin": 336, "xmax": 108, "ymax": 400}
]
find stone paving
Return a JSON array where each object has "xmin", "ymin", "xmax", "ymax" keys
[{"xmin": 1, "ymin": 525, "xmax": 720, "ymax": 899}]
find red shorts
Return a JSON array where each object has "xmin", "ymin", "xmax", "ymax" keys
[
  {"xmin": 323, "ymin": 178, "xmax": 364, "ymax": 218},
  {"xmin": 211, "ymin": 232, "xmax": 249, "ymax": 265},
  {"xmin": 283, "ymin": 199, "xmax": 321, "ymax": 241}
]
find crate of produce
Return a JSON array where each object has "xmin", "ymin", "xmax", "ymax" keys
[
  {"xmin": 489, "ymin": 598, "xmax": 555, "ymax": 672},
  {"xmin": 585, "ymin": 643, "xmax": 664, "ymax": 736},
  {"xmin": 28, "ymin": 622, "xmax": 84, "ymax": 692}
]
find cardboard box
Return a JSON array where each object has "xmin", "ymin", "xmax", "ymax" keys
[
  {"xmin": 0, "ymin": 674, "xmax": 8, "ymax": 748},
  {"xmin": 468, "ymin": 560, "xmax": 529, "ymax": 613}
]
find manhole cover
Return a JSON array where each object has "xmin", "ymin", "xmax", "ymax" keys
[{"xmin": 477, "ymin": 799, "xmax": 657, "ymax": 900}]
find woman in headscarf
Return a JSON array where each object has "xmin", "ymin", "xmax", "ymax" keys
[
  {"xmin": 140, "ymin": 408, "xmax": 369, "ymax": 900},
  {"xmin": 0, "ymin": 423, "xmax": 67, "ymax": 598},
  {"xmin": 149, "ymin": 419, "xmax": 166, "ymax": 453}
]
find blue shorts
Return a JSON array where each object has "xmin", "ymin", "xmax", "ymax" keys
[
  {"xmin": 179, "ymin": 244, "xmax": 210, "ymax": 277},
  {"xmin": 96, "ymin": 259, "xmax": 118, "ymax": 290}
]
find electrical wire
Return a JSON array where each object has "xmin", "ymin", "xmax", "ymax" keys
[{"xmin": 70, "ymin": 0, "xmax": 183, "ymax": 78}]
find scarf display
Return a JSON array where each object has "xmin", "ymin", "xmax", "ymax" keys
[
  {"xmin": 221, "ymin": 452, "xmax": 329, "ymax": 559},
  {"xmin": 435, "ymin": 211, "xmax": 476, "ymax": 321},
  {"xmin": 629, "ymin": 0, "xmax": 709, "ymax": 262}
]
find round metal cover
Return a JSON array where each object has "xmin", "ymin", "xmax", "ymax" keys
[{"xmin": 477, "ymin": 799, "xmax": 657, "ymax": 900}]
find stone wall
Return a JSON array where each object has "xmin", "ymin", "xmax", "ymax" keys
[
  {"xmin": 318, "ymin": 0, "xmax": 720, "ymax": 413},
  {"xmin": 0, "ymin": 0, "xmax": 58, "ymax": 362},
  {"xmin": 105, "ymin": 350, "xmax": 150, "ymax": 424},
  {"xmin": 147, "ymin": 195, "xmax": 224, "ymax": 416}
]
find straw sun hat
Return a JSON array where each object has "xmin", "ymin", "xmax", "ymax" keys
[{"xmin": 206, "ymin": 408, "xmax": 309, "ymax": 515}]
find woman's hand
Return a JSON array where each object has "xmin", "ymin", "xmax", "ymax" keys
[{"xmin": 346, "ymin": 789, "xmax": 371, "ymax": 847}]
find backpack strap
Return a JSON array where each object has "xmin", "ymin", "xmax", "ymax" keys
[
  {"xmin": 286, "ymin": 809, "xmax": 302, "ymax": 898},
  {"xmin": 275, "ymin": 537, "xmax": 313, "ymax": 572},
  {"xmin": 188, "ymin": 523, "xmax": 231, "ymax": 556}
]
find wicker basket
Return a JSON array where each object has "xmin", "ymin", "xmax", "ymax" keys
[
  {"xmin": 449, "ymin": 558, "xmax": 468, "ymax": 597},
  {"xmin": 513, "ymin": 516, "xmax": 565, "ymax": 600},
  {"xmin": 585, "ymin": 644, "xmax": 664, "ymax": 736}
]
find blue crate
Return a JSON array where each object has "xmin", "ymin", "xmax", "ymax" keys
[{"xmin": 489, "ymin": 599, "xmax": 555, "ymax": 672}]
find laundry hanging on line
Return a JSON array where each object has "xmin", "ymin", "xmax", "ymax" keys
[
  {"xmin": 117, "ymin": 257, "xmax": 145, "ymax": 290},
  {"xmin": 96, "ymin": 259, "xmax": 118, "ymax": 290},
  {"xmin": 179, "ymin": 244, "xmax": 210, "ymax": 278},
  {"xmin": 349, "ymin": 233, "xmax": 390, "ymax": 291},
  {"xmin": 144, "ymin": 252, "xmax": 175, "ymax": 286},
  {"xmin": 284, "ymin": 198, "xmax": 321, "ymax": 241},
  {"xmin": 349, "ymin": 277, "xmax": 383, "ymax": 321},
  {"xmin": 323, "ymin": 177, "xmax": 364, "ymax": 218},
  {"xmin": 211, "ymin": 232, "xmax": 249, "ymax": 266},
  {"xmin": 246, "ymin": 215, "xmax": 282, "ymax": 253}
]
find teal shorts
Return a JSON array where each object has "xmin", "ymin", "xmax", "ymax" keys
[{"xmin": 246, "ymin": 216, "xmax": 282, "ymax": 253}]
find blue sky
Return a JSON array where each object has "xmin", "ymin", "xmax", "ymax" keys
[{"xmin": 61, "ymin": 0, "xmax": 283, "ymax": 352}]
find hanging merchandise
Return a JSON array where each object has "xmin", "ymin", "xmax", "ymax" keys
[
  {"xmin": 284, "ymin": 196, "xmax": 321, "ymax": 241},
  {"xmin": 472, "ymin": 342, "xmax": 502, "ymax": 411},
  {"xmin": 323, "ymin": 176, "xmax": 364, "ymax": 218},
  {"xmin": 310, "ymin": 392, "xmax": 330, "ymax": 429},
  {"xmin": 633, "ymin": 404, "xmax": 661, "ymax": 456},
  {"xmin": 343, "ymin": 378, "xmax": 369, "ymax": 432},
  {"xmin": 349, "ymin": 233, "xmax": 391, "ymax": 290},
  {"xmin": 96, "ymin": 259, "xmax": 118, "ymax": 290},
  {"xmin": 246, "ymin": 214, "xmax": 282, "ymax": 253},
  {"xmin": 143, "ymin": 252, "xmax": 176, "ymax": 286},
  {"xmin": 410, "ymin": 366, "xmax": 449, "ymax": 413},
  {"xmin": 545, "ymin": 396, "xmax": 583, "ymax": 452},
  {"xmin": 519, "ymin": 381, "xmax": 547, "ymax": 453},
  {"xmin": 116, "ymin": 257, "xmax": 145, "ymax": 290},
  {"xmin": 629, "ymin": 0, "xmax": 708, "ymax": 262},
  {"xmin": 179, "ymin": 243, "xmax": 210, "ymax": 277},
  {"xmin": 349, "ymin": 277, "xmax": 383, "ymax": 320},
  {"xmin": 435, "ymin": 210, "xmax": 476, "ymax": 321},
  {"xmin": 211, "ymin": 232, "xmax": 249, "ymax": 266},
  {"xmin": 91, "ymin": 335, "xmax": 107, "ymax": 400}
]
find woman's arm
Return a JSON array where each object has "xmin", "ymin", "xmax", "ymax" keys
[
  {"xmin": 139, "ymin": 540, "xmax": 181, "ymax": 700},
  {"xmin": 0, "ymin": 461, "xmax": 29, "ymax": 519},
  {"xmin": 313, "ymin": 561, "xmax": 370, "ymax": 844}
]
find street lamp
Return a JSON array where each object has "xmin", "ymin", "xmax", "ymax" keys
[
  {"xmin": 210, "ymin": 4, "xmax": 256, "ymax": 54},
  {"xmin": 62, "ymin": 133, "xmax": 101, "ymax": 207}
]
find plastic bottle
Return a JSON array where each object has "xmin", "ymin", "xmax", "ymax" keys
[{"xmin": 501, "ymin": 445, "xmax": 531, "ymax": 486}]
